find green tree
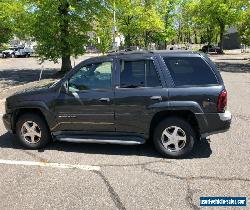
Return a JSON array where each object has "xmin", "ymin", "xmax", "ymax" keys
[
  {"xmin": 0, "ymin": 0, "xmax": 26, "ymax": 45},
  {"xmin": 140, "ymin": 0, "xmax": 165, "ymax": 48},
  {"xmin": 239, "ymin": 1, "xmax": 250, "ymax": 45},
  {"xmin": 94, "ymin": 18, "xmax": 113, "ymax": 54},
  {"xmin": 115, "ymin": 0, "xmax": 171, "ymax": 48},
  {"xmin": 114, "ymin": 0, "xmax": 143, "ymax": 47},
  {"xmin": 177, "ymin": 0, "xmax": 217, "ymax": 45},
  {"xmin": 93, "ymin": 5, "xmax": 113, "ymax": 54},
  {"xmin": 177, "ymin": 0, "xmax": 248, "ymax": 51},
  {"xmin": 22, "ymin": 0, "xmax": 103, "ymax": 73},
  {"xmin": 141, "ymin": 0, "xmax": 177, "ymax": 49},
  {"xmin": 196, "ymin": 0, "xmax": 245, "ymax": 52}
]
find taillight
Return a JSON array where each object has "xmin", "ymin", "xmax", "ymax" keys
[{"xmin": 217, "ymin": 90, "xmax": 227, "ymax": 113}]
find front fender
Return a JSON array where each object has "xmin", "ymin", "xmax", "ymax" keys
[{"xmin": 12, "ymin": 100, "xmax": 56, "ymax": 129}]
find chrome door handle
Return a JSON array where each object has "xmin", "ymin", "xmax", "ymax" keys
[
  {"xmin": 150, "ymin": 96, "xmax": 162, "ymax": 101},
  {"xmin": 99, "ymin": 98, "xmax": 110, "ymax": 102}
]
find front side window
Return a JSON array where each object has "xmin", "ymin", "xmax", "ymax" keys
[
  {"xmin": 163, "ymin": 57, "xmax": 218, "ymax": 86},
  {"xmin": 68, "ymin": 62, "xmax": 112, "ymax": 91},
  {"xmin": 120, "ymin": 60, "xmax": 161, "ymax": 88}
]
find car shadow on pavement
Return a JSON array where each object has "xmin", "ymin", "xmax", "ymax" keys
[
  {"xmin": 0, "ymin": 68, "xmax": 59, "ymax": 87},
  {"xmin": 0, "ymin": 132, "xmax": 212, "ymax": 159},
  {"xmin": 215, "ymin": 62, "xmax": 250, "ymax": 73}
]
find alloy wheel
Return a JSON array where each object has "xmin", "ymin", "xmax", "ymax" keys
[
  {"xmin": 161, "ymin": 126, "xmax": 187, "ymax": 152},
  {"xmin": 20, "ymin": 121, "xmax": 41, "ymax": 144}
]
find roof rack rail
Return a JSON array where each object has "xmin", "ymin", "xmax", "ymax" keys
[{"xmin": 107, "ymin": 49, "xmax": 154, "ymax": 56}]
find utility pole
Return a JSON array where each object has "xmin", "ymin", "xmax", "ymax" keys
[{"xmin": 112, "ymin": 0, "xmax": 117, "ymax": 51}]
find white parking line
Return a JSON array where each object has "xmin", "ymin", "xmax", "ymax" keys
[{"xmin": 0, "ymin": 159, "xmax": 100, "ymax": 171}]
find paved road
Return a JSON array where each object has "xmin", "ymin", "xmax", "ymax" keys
[{"xmin": 0, "ymin": 56, "xmax": 249, "ymax": 209}]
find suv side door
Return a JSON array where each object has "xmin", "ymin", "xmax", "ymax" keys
[
  {"xmin": 114, "ymin": 55, "xmax": 169, "ymax": 136},
  {"xmin": 53, "ymin": 57, "xmax": 115, "ymax": 132}
]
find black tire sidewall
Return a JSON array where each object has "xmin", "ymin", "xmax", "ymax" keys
[
  {"xmin": 16, "ymin": 114, "xmax": 51, "ymax": 149},
  {"xmin": 153, "ymin": 117, "xmax": 195, "ymax": 158}
]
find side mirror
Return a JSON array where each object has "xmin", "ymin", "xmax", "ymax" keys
[{"xmin": 61, "ymin": 80, "xmax": 69, "ymax": 93}]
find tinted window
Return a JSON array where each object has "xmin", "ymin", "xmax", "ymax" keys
[
  {"xmin": 163, "ymin": 57, "xmax": 218, "ymax": 86},
  {"xmin": 68, "ymin": 62, "xmax": 112, "ymax": 91},
  {"xmin": 120, "ymin": 60, "xmax": 161, "ymax": 88}
]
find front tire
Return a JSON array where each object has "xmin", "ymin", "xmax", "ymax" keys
[
  {"xmin": 16, "ymin": 114, "xmax": 51, "ymax": 149},
  {"xmin": 153, "ymin": 117, "xmax": 195, "ymax": 158}
]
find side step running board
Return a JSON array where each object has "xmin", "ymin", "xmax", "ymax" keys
[{"xmin": 56, "ymin": 135, "xmax": 145, "ymax": 145}]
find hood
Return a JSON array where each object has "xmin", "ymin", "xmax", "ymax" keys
[
  {"xmin": 12, "ymin": 85, "xmax": 49, "ymax": 96},
  {"xmin": 6, "ymin": 82, "xmax": 59, "ymax": 106},
  {"xmin": 2, "ymin": 49, "xmax": 14, "ymax": 53},
  {"xmin": 9, "ymin": 79, "xmax": 60, "ymax": 98},
  {"xmin": 7, "ymin": 86, "xmax": 49, "ymax": 101}
]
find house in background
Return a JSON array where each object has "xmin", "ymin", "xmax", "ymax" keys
[{"xmin": 223, "ymin": 27, "xmax": 241, "ymax": 50}]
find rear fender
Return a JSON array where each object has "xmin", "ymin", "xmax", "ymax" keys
[{"xmin": 148, "ymin": 100, "xmax": 208, "ymax": 136}]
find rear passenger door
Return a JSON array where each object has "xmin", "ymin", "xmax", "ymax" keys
[{"xmin": 114, "ymin": 57, "xmax": 168, "ymax": 135}]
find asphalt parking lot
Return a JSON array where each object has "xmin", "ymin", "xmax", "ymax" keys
[{"xmin": 0, "ymin": 54, "xmax": 249, "ymax": 209}]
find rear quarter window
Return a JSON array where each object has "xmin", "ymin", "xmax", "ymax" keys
[{"xmin": 163, "ymin": 57, "xmax": 218, "ymax": 86}]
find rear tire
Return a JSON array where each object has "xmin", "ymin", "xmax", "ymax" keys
[
  {"xmin": 153, "ymin": 117, "xmax": 195, "ymax": 158},
  {"xmin": 16, "ymin": 114, "xmax": 51, "ymax": 149}
]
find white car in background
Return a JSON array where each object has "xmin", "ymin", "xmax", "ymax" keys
[
  {"xmin": 2, "ymin": 47, "xmax": 33, "ymax": 58},
  {"xmin": 2, "ymin": 48, "xmax": 16, "ymax": 58}
]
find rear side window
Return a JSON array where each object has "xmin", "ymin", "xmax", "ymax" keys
[
  {"xmin": 163, "ymin": 57, "xmax": 218, "ymax": 86},
  {"xmin": 120, "ymin": 60, "xmax": 161, "ymax": 88}
]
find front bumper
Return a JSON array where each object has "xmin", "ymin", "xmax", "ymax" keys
[
  {"xmin": 196, "ymin": 110, "xmax": 232, "ymax": 138},
  {"xmin": 2, "ymin": 113, "xmax": 13, "ymax": 133}
]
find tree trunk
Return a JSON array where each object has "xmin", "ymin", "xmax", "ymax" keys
[
  {"xmin": 219, "ymin": 24, "xmax": 225, "ymax": 54},
  {"xmin": 61, "ymin": 55, "xmax": 72, "ymax": 72},
  {"xmin": 194, "ymin": 31, "xmax": 198, "ymax": 44},
  {"xmin": 144, "ymin": 31, "xmax": 149, "ymax": 49},
  {"xmin": 178, "ymin": 21, "xmax": 182, "ymax": 43},
  {"xmin": 125, "ymin": 34, "xmax": 131, "ymax": 48},
  {"xmin": 59, "ymin": 1, "xmax": 72, "ymax": 73},
  {"xmin": 207, "ymin": 27, "xmax": 212, "ymax": 45}
]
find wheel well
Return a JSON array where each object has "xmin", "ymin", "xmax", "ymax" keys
[
  {"xmin": 13, "ymin": 108, "xmax": 47, "ymax": 133},
  {"xmin": 149, "ymin": 110, "xmax": 200, "ymax": 139}
]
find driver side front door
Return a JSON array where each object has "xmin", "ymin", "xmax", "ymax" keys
[{"xmin": 54, "ymin": 59, "xmax": 115, "ymax": 133}]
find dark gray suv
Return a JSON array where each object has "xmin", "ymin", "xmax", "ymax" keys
[{"xmin": 3, "ymin": 51, "xmax": 231, "ymax": 158}]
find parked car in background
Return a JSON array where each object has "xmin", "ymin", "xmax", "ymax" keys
[
  {"xmin": 15, "ymin": 47, "xmax": 33, "ymax": 57},
  {"xmin": 2, "ymin": 47, "xmax": 16, "ymax": 58},
  {"xmin": 2, "ymin": 47, "xmax": 33, "ymax": 58},
  {"xmin": 200, "ymin": 45, "xmax": 222, "ymax": 54}
]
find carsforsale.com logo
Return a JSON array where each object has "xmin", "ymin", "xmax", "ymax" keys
[{"xmin": 200, "ymin": 197, "xmax": 247, "ymax": 207}]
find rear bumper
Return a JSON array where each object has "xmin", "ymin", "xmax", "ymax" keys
[
  {"xmin": 2, "ymin": 113, "xmax": 13, "ymax": 133},
  {"xmin": 196, "ymin": 111, "xmax": 232, "ymax": 138},
  {"xmin": 218, "ymin": 110, "xmax": 232, "ymax": 122}
]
